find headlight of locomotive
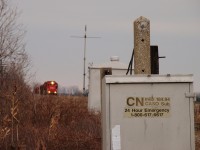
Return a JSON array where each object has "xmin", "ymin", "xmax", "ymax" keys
[
  {"xmin": 54, "ymin": 91, "xmax": 57, "ymax": 94},
  {"xmin": 48, "ymin": 91, "xmax": 51, "ymax": 94},
  {"xmin": 51, "ymin": 81, "xmax": 54, "ymax": 85}
]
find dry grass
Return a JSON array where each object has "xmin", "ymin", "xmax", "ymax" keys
[
  {"xmin": 0, "ymin": 94, "xmax": 102, "ymax": 149},
  {"xmin": 21, "ymin": 95, "xmax": 101, "ymax": 149}
]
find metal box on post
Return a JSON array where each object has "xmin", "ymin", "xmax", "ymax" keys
[{"xmin": 101, "ymin": 74, "xmax": 195, "ymax": 150}]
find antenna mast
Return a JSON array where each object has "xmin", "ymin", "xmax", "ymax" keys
[
  {"xmin": 83, "ymin": 25, "xmax": 87, "ymax": 95},
  {"xmin": 71, "ymin": 25, "xmax": 100, "ymax": 95}
]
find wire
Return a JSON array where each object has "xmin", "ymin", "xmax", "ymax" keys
[{"xmin": 126, "ymin": 49, "xmax": 134, "ymax": 75}]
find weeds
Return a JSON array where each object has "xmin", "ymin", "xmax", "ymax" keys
[{"xmin": 0, "ymin": 95, "xmax": 101, "ymax": 149}]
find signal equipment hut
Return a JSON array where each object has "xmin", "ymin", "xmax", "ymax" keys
[{"xmin": 88, "ymin": 56, "xmax": 133, "ymax": 111}]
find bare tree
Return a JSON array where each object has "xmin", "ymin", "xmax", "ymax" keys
[
  {"xmin": 0, "ymin": 0, "xmax": 28, "ymax": 76},
  {"xmin": 0, "ymin": 0, "xmax": 30, "ymax": 93},
  {"xmin": 0, "ymin": 0, "xmax": 29, "ymax": 107},
  {"xmin": 0, "ymin": 0, "xmax": 31, "ymax": 149}
]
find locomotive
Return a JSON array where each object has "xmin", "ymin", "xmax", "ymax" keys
[{"xmin": 34, "ymin": 81, "xmax": 58, "ymax": 95}]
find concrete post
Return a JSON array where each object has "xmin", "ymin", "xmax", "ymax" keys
[{"xmin": 134, "ymin": 16, "xmax": 151, "ymax": 74}]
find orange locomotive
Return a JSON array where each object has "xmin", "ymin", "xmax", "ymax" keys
[{"xmin": 40, "ymin": 81, "xmax": 58, "ymax": 95}]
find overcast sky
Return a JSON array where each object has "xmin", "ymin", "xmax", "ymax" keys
[{"xmin": 15, "ymin": 0, "xmax": 200, "ymax": 91}]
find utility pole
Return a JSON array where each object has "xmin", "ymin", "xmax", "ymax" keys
[{"xmin": 71, "ymin": 25, "xmax": 100, "ymax": 94}]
